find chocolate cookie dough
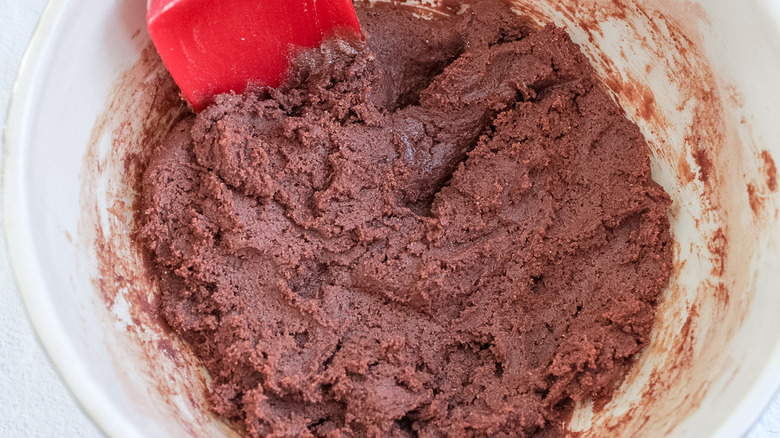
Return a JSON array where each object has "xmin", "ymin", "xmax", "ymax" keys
[{"xmin": 140, "ymin": 2, "xmax": 672, "ymax": 436}]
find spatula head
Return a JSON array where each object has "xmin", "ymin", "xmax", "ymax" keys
[{"xmin": 147, "ymin": 0, "xmax": 361, "ymax": 111}]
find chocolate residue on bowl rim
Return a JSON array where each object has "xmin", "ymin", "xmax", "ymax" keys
[
  {"xmin": 761, "ymin": 150, "xmax": 778, "ymax": 192},
  {"xmin": 80, "ymin": 43, "xmax": 242, "ymax": 437}
]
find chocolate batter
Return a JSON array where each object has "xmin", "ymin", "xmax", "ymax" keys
[{"xmin": 140, "ymin": 2, "xmax": 672, "ymax": 436}]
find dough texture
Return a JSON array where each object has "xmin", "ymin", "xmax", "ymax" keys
[{"xmin": 140, "ymin": 2, "xmax": 672, "ymax": 436}]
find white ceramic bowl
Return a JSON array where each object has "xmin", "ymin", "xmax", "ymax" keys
[{"xmin": 5, "ymin": 0, "xmax": 780, "ymax": 437}]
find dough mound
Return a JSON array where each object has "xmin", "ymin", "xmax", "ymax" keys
[{"xmin": 141, "ymin": 2, "xmax": 672, "ymax": 437}]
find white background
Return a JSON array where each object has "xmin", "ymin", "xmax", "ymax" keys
[{"xmin": 1, "ymin": 1, "xmax": 779, "ymax": 437}]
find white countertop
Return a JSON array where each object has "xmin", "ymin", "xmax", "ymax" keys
[{"xmin": 1, "ymin": 1, "xmax": 779, "ymax": 437}]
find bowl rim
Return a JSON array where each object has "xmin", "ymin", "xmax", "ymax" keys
[
  {"xmin": 3, "ymin": 0, "xmax": 146, "ymax": 437},
  {"xmin": 4, "ymin": 1, "xmax": 780, "ymax": 437}
]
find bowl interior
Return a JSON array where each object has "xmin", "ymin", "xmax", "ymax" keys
[{"xmin": 5, "ymin": 0, "xmax": 780, "ymax": 437}]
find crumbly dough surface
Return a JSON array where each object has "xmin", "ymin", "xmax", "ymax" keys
[{"xmin": 141, "ymin": 3, "xmax": 672, "ymax": 436}]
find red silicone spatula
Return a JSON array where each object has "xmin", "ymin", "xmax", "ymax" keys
[{"xmin": 147, "ymin": 0, "xmax": 362, "ymax": 111}]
